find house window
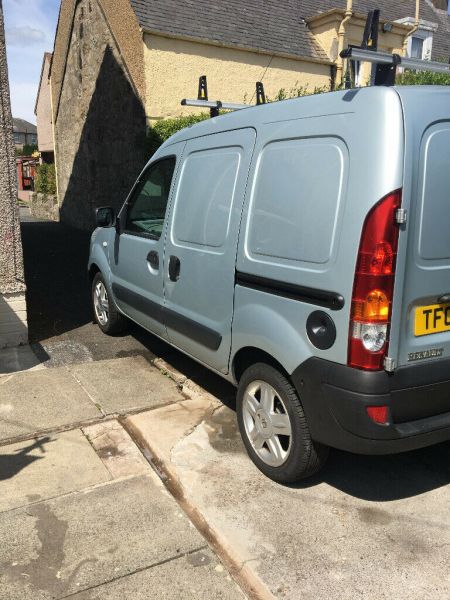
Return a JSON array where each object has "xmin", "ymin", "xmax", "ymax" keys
[
  {"xmin": 410, "ymin": 36, "xmax": 424, "ymax": 58},
  {"xmin": 395, "ymin": 18, "xmax": 436, "ymax": 61}
]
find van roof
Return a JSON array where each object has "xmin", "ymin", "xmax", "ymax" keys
[{"xmin": 161, "ymin": 85, "xmax": 450, "ymax": 148}]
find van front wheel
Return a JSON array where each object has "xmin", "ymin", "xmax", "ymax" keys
[
  {"xmin": 236, "ymin": 363, "xmax": 328, "ymax": 483},
  {"xmin": 92, "ymin": 272, "xmax": 127, "ymax": 335}
]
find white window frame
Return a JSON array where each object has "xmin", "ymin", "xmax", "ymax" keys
[{"xmin": 396, "ymin": 17, "xmax": 438, "ymax": 61}]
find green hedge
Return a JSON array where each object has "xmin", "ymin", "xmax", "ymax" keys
[
  {"xmin": 396, "ymin": 70, "xmax": 450, "ymax": 86},
  {"xmin": 147, "ymin": 113, "xmax": 210, "ymax": 155},
  {"xmin": 35, "ymin": 163, "xmax": 57, "ymax": 195}
]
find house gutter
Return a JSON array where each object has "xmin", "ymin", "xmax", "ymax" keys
[
  {"xmin": 403, "ymin": 0, "xmax": 420, "ymax": 54},
  {"xmin": 336, "ymin": 0, "xmax": 353, "ymax": 84}
]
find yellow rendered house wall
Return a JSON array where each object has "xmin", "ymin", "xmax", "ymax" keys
[
  {"xmin": 143, "ymin": 34, "xmax": 332, "ymax": 121},
  {"xmin": 309, "ymin": 12, "xmax": 408, "ymax": 86}
]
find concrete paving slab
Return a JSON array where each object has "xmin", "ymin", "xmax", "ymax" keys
[
  {"xmin": 0, "ymin": 368, "xmax": 101, "ymax": 440},
  {"xmin": 83, "ymin": 420, "xmax": 149, "ymax": 479},
  {"xmin": 0, "ymin": 429, "xmax": 111, "ymax": 512},
  {"xmin": 0, "ymin": 345, "xmax": 45, "ymax": 375},
  {"xmin": 69, "ymin": 356, "xmax": 181, "ymax": 415},
  {"xmin": 0, "ymin": 474, "xmax": 210, "ymax": 599},
  {"xmin": 70, "ymin": 548, "xmax": 245, "ymax": 600},
  {"xmin": 127, "ymin": 399, "xmax": 450, "ymax": 600}
]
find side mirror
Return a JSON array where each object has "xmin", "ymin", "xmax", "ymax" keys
[{"xmin": 95, "ymin": 206, "xmax": 115, "ymax": 228}]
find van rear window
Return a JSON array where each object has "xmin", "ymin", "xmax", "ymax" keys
[{"xmin": 247, "ymin": 137, "xmax": 346, "ymax": 265}]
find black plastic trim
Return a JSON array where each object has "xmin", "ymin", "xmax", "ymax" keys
[
  {"xmin": 111, "ymin": 283, "xmax": 222, "ymax": 351},
  {"xmin": 291, "ymin": 357, "xmax": 450, "ymax": 454},
  {"xmin": 164, "ymin": 308, "xmax": 222, "ymax": 351},
  {"xmin": 112, "ymin": 283, "xmax": 164, "ymax": 322},
  {"xmin": 235, "ymin": 271, "xmax": 344, "ymax": 311}
]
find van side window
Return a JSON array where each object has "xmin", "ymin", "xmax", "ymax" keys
[
  {"xmin": 173, "ymin": 148, "xmax": 241, "ymax": 248},
  {"xmin": 125, "ymin": 157, "xmax": 176, "ymax": 239}
]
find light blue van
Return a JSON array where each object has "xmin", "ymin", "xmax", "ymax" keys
[{"xmin": 89, "ymin": 85, "xmax": 450, "ymax": 482}]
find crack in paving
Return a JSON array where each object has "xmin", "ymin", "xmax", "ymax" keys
[{"xmin": 58, "ymin": 545, "xmax": 209, "ymax": 599}]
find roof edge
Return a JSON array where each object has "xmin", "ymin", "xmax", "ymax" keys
[
  {"xmin": 34, "ymin": 52, "xmax": 53, "ymax": 116},
  {"xmin": 307, "ymin": 8, "xmax": 411, "ymax": 33}
]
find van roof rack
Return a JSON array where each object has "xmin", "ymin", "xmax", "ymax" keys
[
  {"xmin": 341, "ymin": 46, "xmax": 450, "ymax": 86},
  {"xmin": 181, "ymin": 75, "xmax": 266, "ymax": 117},
  {"xmin": 342, "ymin": 8, "xmax": 450, "ymax": 87}
]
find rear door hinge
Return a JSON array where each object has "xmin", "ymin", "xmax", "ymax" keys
[{"xmin": 396, "ymin": 208, "xmax": 407, "ymax": 225}]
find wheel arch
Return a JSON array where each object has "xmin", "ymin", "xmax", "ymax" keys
[
  {"xmin": 88, "ymin": 263, "xmax": 101, "ymax": 284},
  {"xmin": 232, "ymin": 346, "xmax": 291, "ymax": 383}
]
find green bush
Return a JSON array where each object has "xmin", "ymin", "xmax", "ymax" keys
[
  {"xmin": 147, "ymin": 113, "xmax": 210, "ymax": 155},
  {"xmin": 35, "ymin": 163, "xmax": 57, "ymax": 195},
  {"xmin": 268, "ymin": 84, "xmax": 329, "ymax": 102},
  {"xmin": 15, "ymin": 144, "xmax": 38, "ymax": 157},
  {"xmin": 396, "ymin": 69, "xmax": 450, "ymax": 86}
]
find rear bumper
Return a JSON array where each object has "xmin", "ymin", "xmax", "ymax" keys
[{"xmin": 291, "ymin": 357, "xmax": 450, "ymax": 454}]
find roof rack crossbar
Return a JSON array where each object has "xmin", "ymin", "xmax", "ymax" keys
[
  {"xmin": 341, "ymin": 47, "xmax": 450, "ymax": 77},
  {"xmin": 181, "ymin": 77, "xmax": 267, "ymax": 117},
  {"xmin": 181, "ymin": 99, "xmax": 249, "ymax": 111}
]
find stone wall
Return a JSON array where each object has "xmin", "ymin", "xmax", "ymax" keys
[
  {"xmin": 0, "ymin": 0, "xmax": 27, "ymax": 347},
  {"xmin": 54, "ymin": 0, "xmax": 148, "ymax": 230},
  {"xmin": 30, "ymin": 193, "xmax": 59, "ymax": 222},
  {"xmin": 51, "ymin": 0, "xmax": 144, "ymax": 125}
]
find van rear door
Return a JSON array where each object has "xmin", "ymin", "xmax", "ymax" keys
[{"xmin": 395, "ymin": 93, "xmax": 450, "ymax": 368}]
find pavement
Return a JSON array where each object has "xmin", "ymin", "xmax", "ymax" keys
[
  {"xmin": 0, "ymin": 209, "xmax": 448, "ymax": 599},
  {"xmin": 0, "ymin": 343, "xmax": 245, "ymax": 599}
]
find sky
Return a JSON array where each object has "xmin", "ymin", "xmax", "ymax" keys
[{"xmin": 3, "ymin": 0, "xmax": 60, "ymax": 124}]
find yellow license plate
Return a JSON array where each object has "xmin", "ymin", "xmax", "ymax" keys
[{"xmin": 415, "ymin": 303, "xmax": 450, "ymax": 336}]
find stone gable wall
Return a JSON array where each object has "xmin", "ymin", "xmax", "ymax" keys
[{"xmin": 54, "ymin": 0, "xmax": 147, "ymax": 230}]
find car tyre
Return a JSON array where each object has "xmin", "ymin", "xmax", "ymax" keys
[
  {"xmin": 237, "ymin": 363, "xmax": 328, "ymax": 483},
  {"xmin": 92, "ymin": 272, "xmax": 127, "ymax": 335}
]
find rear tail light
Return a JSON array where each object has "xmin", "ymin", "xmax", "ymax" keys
[{"xmin": 348, "ymin": 190, "xmax": 402, "ymax": 371}]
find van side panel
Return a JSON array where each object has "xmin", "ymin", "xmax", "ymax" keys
[
  {"xmin": 232, "ymin": 87, "xmax": 404, "ymax": 376},
  {"xmin": 247, "ymin": 137, "xmax": 346, "ymax": 265}
]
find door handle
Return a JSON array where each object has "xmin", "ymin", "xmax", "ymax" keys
[
  {"xmin": 147, "ymin": 250, "xmax": 159, "ymax": 269},
  {"xmin": 169, "ymin": 255, "xmax": 181, "ymax": 282},
  {"xmin": 438, "ymin": 293, "xmax": 450, "ymax": 303}
]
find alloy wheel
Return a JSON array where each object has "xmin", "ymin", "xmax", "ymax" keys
[
  {"xmin": 94, "ymin": 281, "xmax": 109, "ymax": 326},
  {"xmin": 242, "ymin": 380, "xmax": 292, "ymax": 467}
]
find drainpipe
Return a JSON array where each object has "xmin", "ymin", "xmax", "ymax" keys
[
  {"xmin": 336, "ymin": 0, "xmax": 353, "ymax": 85},
  {"xmin": 403, "ymin": 0, "xmax": 420, "ymax": 55}
]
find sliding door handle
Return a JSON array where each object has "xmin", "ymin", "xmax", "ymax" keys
[
  {"xmin": 147, "ymin": 250, "xmax": 159, "ymax": 269},
  {"xmin": 169, "ymin": 255, "xmax": 181, "ymax": 281}
]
